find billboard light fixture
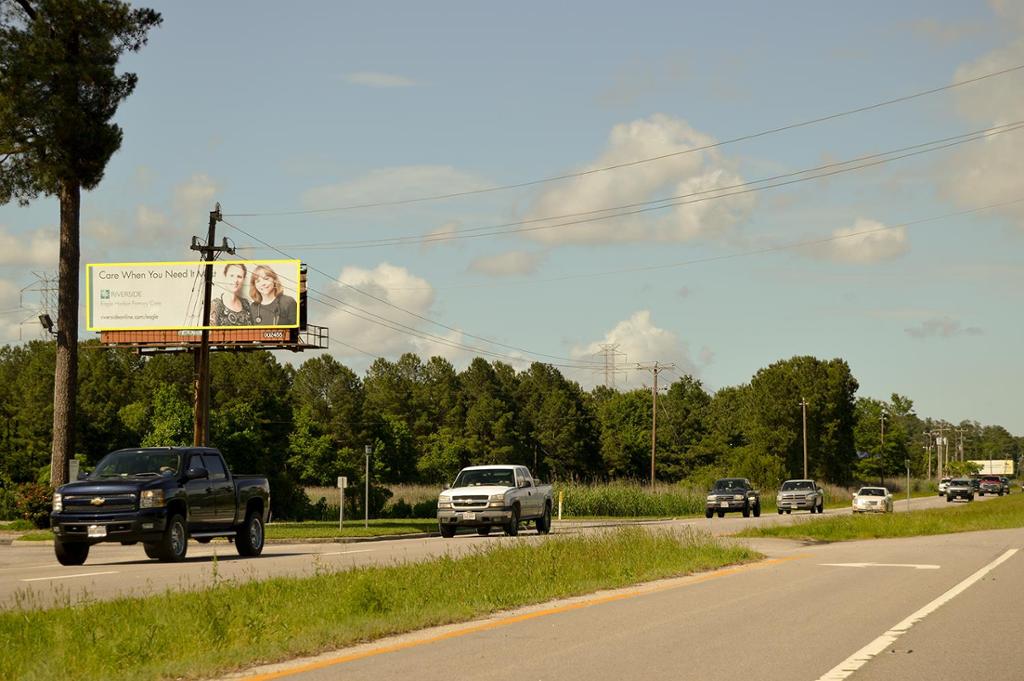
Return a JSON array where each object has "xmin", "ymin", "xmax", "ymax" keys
[{"xmin": 38, "ymin": 313, "xmax": 54, "ymax": 333}]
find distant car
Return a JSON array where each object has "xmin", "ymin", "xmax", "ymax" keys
[
  {"xmin": 999, "ymin": 477, "xmax": 1011, "ymax": 494},
  {"xmin": 969, "ymin": 478, "xmax": 981, "ymax": 494},
  {"xmin": 852, "ymin": 487, "xmax": 893, "ymax": 513},
  {"xmin": 705, "ymin": 478, "xmax": 761, "ymax": 518},
  {"xmin": 937, "ymin": 477, "xmax": 951, "ymax": 496},
  {"xmin": 979, "ymin": 476, "xmax": 1002, "ymax": 496},
  {"xmin": 946, "ymin": 478, "xmax": 974, "ymax": 502},
  {"xmin": 776, "ymin": 479, "xmax": 824, "ymax": 514}
]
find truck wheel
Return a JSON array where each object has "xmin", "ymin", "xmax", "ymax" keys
[
  {"xmin": 753, "ymin": 503, "xmax": 761, "ymax": 518},
  {"xmin": 777, "ymin": 509, "xmax": 783, "ymax": 515},
  {"xmin": 504, "ymin": 506, "xmax": 520, "ymax": 537},
  {"xmin": 235, "ymin": 510, "xmax": 265, "ymax": 557},
  {"xmin": 54, "ymin": 539, "xmax": 89, "ymax": 566},
  {"xmin": 155, "ymin": 513, "xmax": 188, "ymax": 562},
  {"xmin": 439, "ymin": 523, "xmax": 456, "ymax": 538},
  {"xmin": 716, "ymin": 510, "xmax": 725, "ymax": 518},
  {"xmin": 742, "ymin": 504, "xmax": 750, "ymax": 518},
  {"xmin": 536, "ymin": 503, "xmax": 552, "ymax": 534},
  {"xmin": 476, "ymin": 526, "xmax": 490, "ymax": 536},
  {"xmin": 817, "ymin": 501, "xmax": 824, "ymax": 514}
]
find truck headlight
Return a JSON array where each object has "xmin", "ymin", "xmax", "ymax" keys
[
  {"xmin": 776, "ymin": 495, "xmax": 783, "ymax": 502},
  {"xmin": 805, "ymin": 493, "xmax": 817, "ymax": 501},
  {"xmin": 488, "ymin": 493, "xmax": 506, "ymax": 508},
  {"xmin": 733, "ymin": 494, "xmax": 744, "ymax": 501},
  {"xmin": 437, "ymin": 494, "xmax": 452, "ymax": 510},
  {"xmin": 140, "ymin": 489, "xmax": 165, "ymax": 508},
  {"xmin": 706, "ymin": 495, "xmax": 716, "ymax": 502},
  {"xmin": 52, "ymin": 492, "xmax": 62, "ymax": 512}
]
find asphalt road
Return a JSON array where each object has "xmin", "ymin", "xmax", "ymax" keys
[
  {"xmin": 0, "ymin": 492, "xmax": 988, "ymax": 609},
  {"xmin": 222, "ymin": 526, "xmax": 1024, "ymax": 681}
]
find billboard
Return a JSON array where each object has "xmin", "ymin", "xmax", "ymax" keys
[
  {"xmin": 969, "ymin": 459, "xmax": 1015, "ymax": 475},
  {"xmin": 86, "ymin": 260, "xmax": 301, "ymax": 331}
]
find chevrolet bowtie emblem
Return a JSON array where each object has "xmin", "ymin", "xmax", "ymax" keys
[{"xmin": 90, "ymin": 497, "xmax": 105, "ymax": 506}]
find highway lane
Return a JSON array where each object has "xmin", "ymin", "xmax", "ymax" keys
[
  {"xmin": 0, "ymin": 492, "xmax": 994, "ymax": 609},
  {"xmin": 221, "ymin": 526, "xmax": 1024, "ymax": 681}
]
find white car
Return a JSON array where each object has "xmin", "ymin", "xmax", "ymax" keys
[
  {"xmin": 937, "ymin": 477, "xmax": 951, "ymax": 496},
  {"xmin": 851, "ymin": 486, "xmax": 893, "ymax": 514}
]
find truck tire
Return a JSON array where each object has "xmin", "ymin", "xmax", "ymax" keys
[
  {"xmin": 54, "ymin": 539, "xmax": 89, "ymax": 566},
  {"xmin": 777, "ymin": 508, "xmax": 783, "ymax": 515},
  {"xmin": 536, "ymin": 503, "xmax": 552, "ymax": 534},
  {"xmin": 235, "ymin": 510, "xmax": 265, "ymax": 557},
  {"xmin": 817, "ymin": 500, "xmax": 824, "ymax": 514},
  {"xmin": 742, "ymin": 503, "xmax": 750, "ymax": 518},
  {"xmin": 504, "ymin": 506, "xmax": 520, "ymax": 536},
  {"xmin": 716, "ymin": 510, "xmax": 725, "ymax": 518},
  {"xmin": 753, "ymin": 502, "xmax": 761, "ymax": 518},
  {"xmin": 476, "ymin": 526, "xmax": 490, "ymax": 536},
  {"xmin": 706, "ymin": 509, "xmax": 714, "ymax": 518},
  {"xmin": 439, "ymin": 523, "xmax": 456, "ymax": 538},
  {"xmin": 154, "ymin": 513, "xmax": 188, "ymax": 562}
]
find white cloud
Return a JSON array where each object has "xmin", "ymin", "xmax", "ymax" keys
[
  {"xmin": 523, "ymin": 114, "xmax": 753, "ymax": 245},
  {"xmin": 942, "ymin": 13, "xmax": 1024, "ymax": 229},
  {"xmin": 174, "ymin": 173, "xmax": 221, "ymax": 220},
  {"xmin": 302, "ymin": 166, "xmax": 488, "ymax": 210},
  {"xmin": 343, "ymin": 72, "xmax": 418, "ymax": 88},
  {"xmin": 467, "ymin": 250, "xmax": 544, "ymax": 277},
  {"xmin": 905, "ymin": 317, "xmax": 984, "ymax": 339},
  {"xmin": 571, "ymin": 310, "xmax": 697, "ymax": 385},
  {"xmin": 805, "ymin": 219, "xmax": 910, "ymax": 263},
  {"xmin": 0, "ymin": 226, "xmax": 58, "ymax": 267}
]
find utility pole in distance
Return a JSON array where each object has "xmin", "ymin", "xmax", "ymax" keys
[
  {"xmin": 190, "ymin": 203, "xmax": 229, "ymax": 446},
  {"xmin": 637, "ymin": 362, "xmax": 675, "ymax": 485},
  {"xmin": 799, "ymin": 398, "xmax": 809, "ymax": 478}
]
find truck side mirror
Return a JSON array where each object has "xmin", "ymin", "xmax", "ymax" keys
[
  {"xmin": 186, "ymin": 467, "xmax": 209, "ymax": 480},
  {"xmin": 77, "ymin": 470, "xmax": 89, "ymax": 480}
]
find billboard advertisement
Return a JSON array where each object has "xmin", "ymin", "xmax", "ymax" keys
[{"xmin": 86, "ymin": 259, "xmax": 301, "ymax": 331}]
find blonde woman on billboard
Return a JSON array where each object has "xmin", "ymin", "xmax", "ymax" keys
[
  {"xmin": 249, "ymin": 264, "xmax": 297, "ymax": 326},
  {"xmin": 211, "ymin": 262, "xmax": 253, "ymax": 326}
]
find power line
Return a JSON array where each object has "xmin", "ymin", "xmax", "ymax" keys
[
  {"xmin": 238, "ymin": 121, "xmax": 1024, "ymax": 251},
  {"xmin": 223, "ymin": 63, "xmax": 1024, "ymax": 218}
]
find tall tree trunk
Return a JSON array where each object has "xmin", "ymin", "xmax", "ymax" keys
[{"xmin": 50, "ymin": 179, "xmax": 80, "ymax": 486}]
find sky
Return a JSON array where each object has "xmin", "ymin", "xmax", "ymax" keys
[{"xmin": 1, "ymin": 1, "xmax": 1022, "ymax": 434}]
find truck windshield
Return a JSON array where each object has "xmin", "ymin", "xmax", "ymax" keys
[
  {"xmin": 781, "ymin": 481, "xmax": 813, "ymax": 491},
  {"xmin": 93, "ymin": 451, "xmax": 180, "ymax": 478},
  {"xmin": 453, "ymin": 469, "xmax": 515, "ymax": 487}
]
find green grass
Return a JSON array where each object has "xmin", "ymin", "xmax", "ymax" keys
[
  {"xmin": 266, "ymin": 518, "xmax": 438, "ymax": 539},
  {"xmin": 0, "ymin": 527, "xmax": 759, "ymax": 681},
  {"xmin": 736, "ymin": 492, "xmax": 1024, "ymax": 542}
]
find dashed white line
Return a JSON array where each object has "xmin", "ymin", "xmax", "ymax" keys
[
  {"xmin": 320, "ymin": 549, "xmax": 374, "ymax": 556},
  {"xmin": 817, "ymin": 548, "xmax": 1018, "ymax": 680},
  {"xmin": 21, "ymin": 570, "xmax": 119, "ymax": 582}
]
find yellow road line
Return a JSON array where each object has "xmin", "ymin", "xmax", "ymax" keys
[{"xmin": 240, "ymin": 555, "xmax": 807, "ymax": 681}]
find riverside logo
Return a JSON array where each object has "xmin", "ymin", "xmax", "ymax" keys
[{"xmin": 100, "ymin": 289, "xmax": 143, "ymax": 299}]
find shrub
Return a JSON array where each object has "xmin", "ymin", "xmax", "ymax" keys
[{"xmin": 15, "ymin": 482, "xmax": 53, "ymax": 529}]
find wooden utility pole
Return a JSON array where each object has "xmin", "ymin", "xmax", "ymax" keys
[
  {"xmin": 190, "ymin": 204, "xmax": 229, "ymax": 446},
  {"xmin": 637, "ymin": 362, "xmax": 675, "ymax": 485},
  {"xmin": 799, "ymin": 398, "xmax": 809, "ymax": 478}
]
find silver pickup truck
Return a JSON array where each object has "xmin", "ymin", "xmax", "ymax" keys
[
  {"xmin": 437, "ymin": 465, "xmax": 553, "ymax": 537},
  {"xmin": 776, "ymin": 479, "xmax": 824, "ymax": 514}
]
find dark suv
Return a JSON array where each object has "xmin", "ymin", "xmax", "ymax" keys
[{"xmin": 705, "ymin": 478, "xmax": 761, "ymax": 518}]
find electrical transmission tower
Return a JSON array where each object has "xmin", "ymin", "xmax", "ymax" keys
[
  {"xmin": 19, "ymin": 272, "xmax": 58, "ymax": 340},
  {"xmin": 594, "ymin": 343, "xmax": 627, "ymax": 387}
]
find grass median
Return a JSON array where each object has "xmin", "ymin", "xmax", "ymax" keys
[
  {"xmin": 1, "ymin": 527, "xmax": 759, "ymax": 681},
  {"xmin": 736, "ymin": 492, "xmax": 1024, "ymax": 542}
]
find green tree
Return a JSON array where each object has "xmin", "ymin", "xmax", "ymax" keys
[
  {"xmin": 658, "ymin": 375, "xmax": 711, "ymax": 481},
  {"xmin": 0, "ymin": 0, "xmax": 161, "ymax": 485}
]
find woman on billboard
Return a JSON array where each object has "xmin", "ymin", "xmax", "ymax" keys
[
  {"xmin": 249, "ymin": 264, "xmax": 297, "ymax": 326},
  {"xmin": 211, "ymin": 262, "xmax": 253, "ymax": 326}
]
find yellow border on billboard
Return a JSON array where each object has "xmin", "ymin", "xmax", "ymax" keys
[{"xmin": 86, "ymin": 259, "xmax": 302, "ymax": 332}]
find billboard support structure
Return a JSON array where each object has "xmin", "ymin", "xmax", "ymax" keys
[{"xmin": 189, "ymin": 203, "xmax": 231, "ymax": 447}]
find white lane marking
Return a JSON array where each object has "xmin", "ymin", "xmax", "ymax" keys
[
  {"xmin": 820, "ymin": 563, "xmax": 940, "ymax": 570},
  {"xmin": 21, "ymin": 570, "xmax": 119, "ymax": 582},
  {"xmin": 320, "ymin": 549, "xmax": 374, "ymax": 556},
  {"xmin": 818, "ymin": 548, "xmax": 1018, "ymax": 680}
]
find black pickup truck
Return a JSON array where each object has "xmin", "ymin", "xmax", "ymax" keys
[{"xmin": 50, "ymin": 447, "xmax": 270, "ymax": 566}]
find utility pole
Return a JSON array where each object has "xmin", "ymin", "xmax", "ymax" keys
[
  {"xmin": 636, "ymin": 362, "xmax": 675, "ymax": 485},
  {"xmin": 799, "ymin": 398, "xmax": 809, "ymax": 478},
  {"xmin": 190, "ymin": 203, "xmax": 229, "ymax": 447},
  {"xmin": 879, "ymin": 409, "xmax": 888, "ymax": 485}
]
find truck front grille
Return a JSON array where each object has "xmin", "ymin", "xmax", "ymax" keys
[
  {"xmin": 63, "ymin": 494, "xmax": 137, "ymax": 513},
  {"xmin": 452, "ymin": 495, "xmax": 488, "ymax": 510}
]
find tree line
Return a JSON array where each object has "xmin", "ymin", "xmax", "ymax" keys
[{"xmin": 0, "ymin": 340, "xmax": 1020, "ymax": 518}]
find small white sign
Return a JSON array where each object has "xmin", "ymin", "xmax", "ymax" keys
[{"xmin": 337, "ymin": 476, "xmax": 348, "ymax": 488}]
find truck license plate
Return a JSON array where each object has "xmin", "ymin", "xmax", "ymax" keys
[
  {"xmin": 87, "ymin": 524, "xmax": 106, "ymax": 538},
  {"xmin": 719, "ymin": 501, "xmax": 729, "ymax": 508},
  {"xmin": 462, "ymin": 512, "xmax": 476, "ymax": 521}
]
